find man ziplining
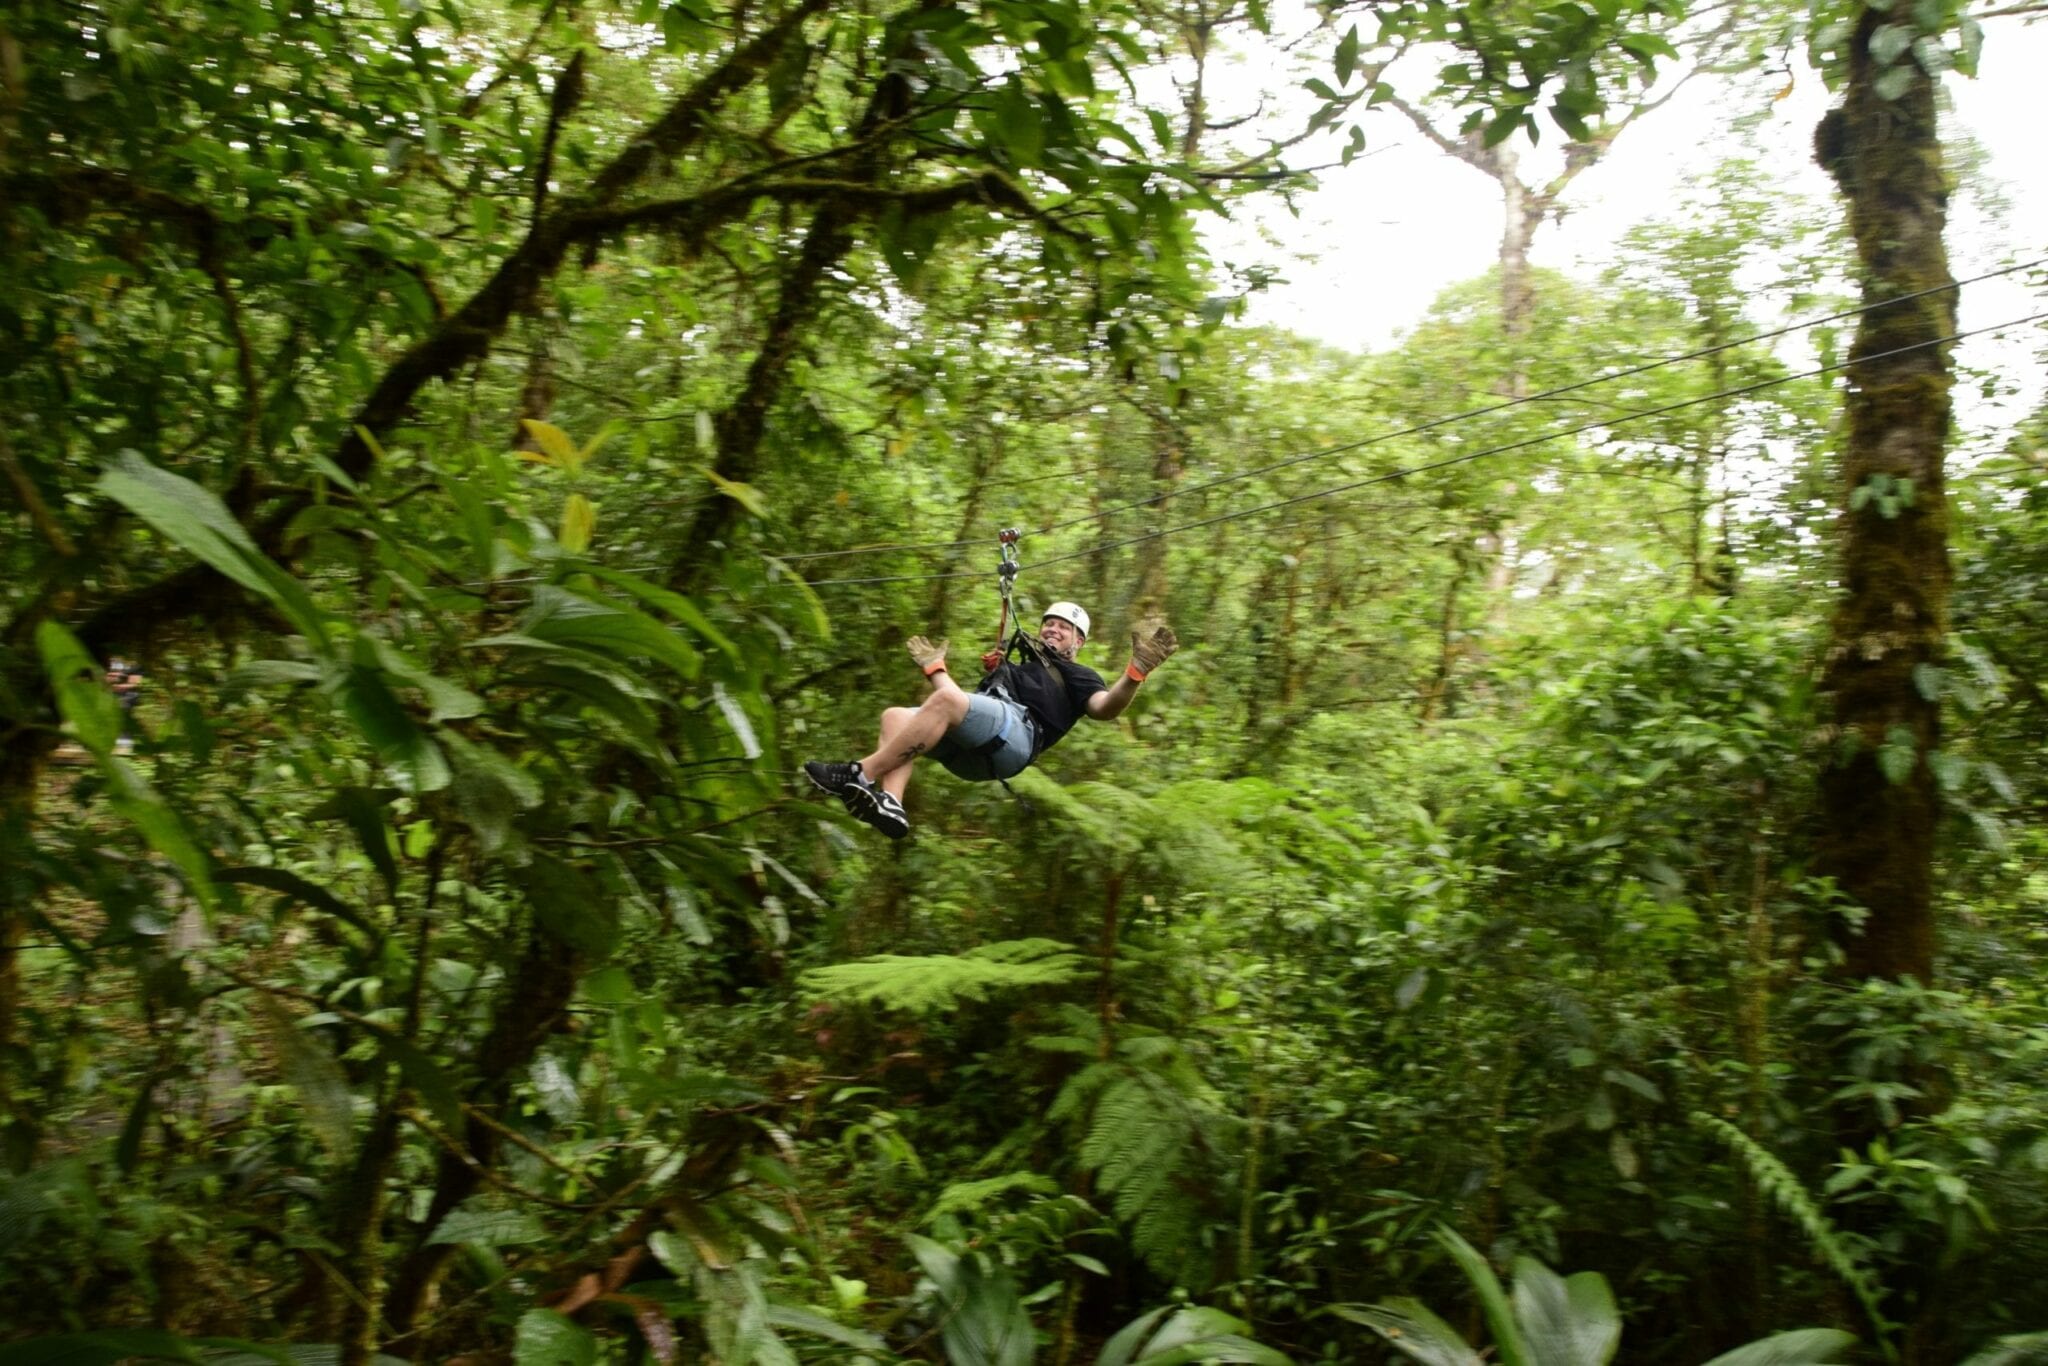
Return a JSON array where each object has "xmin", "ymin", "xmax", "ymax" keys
[{"xmin": 803, "ymin": 602, "xmax": 1179, "ymax": 838}]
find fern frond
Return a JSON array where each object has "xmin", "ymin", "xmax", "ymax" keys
[
  {"xmin": 1047, "ymin": 1062, "xmax": 1122, "ymax": 1124},
  {"xmin": 1010, "ymin": 770, "xmax": 1139, "ymax": 858},
  {"xmin": 924, "ymin": 1172, "xmax": 1062, "ymax": 1225},
  {"xmin": 799, "ymin": 939, "xmax": 1084, "ymax": 1015},
  {"xmin": 1691, "ymin": 1112, "xmax": 1896, "ymax": 1358},
  {"xmin": 1075, "ymin": 1070, "xmax": 1229, "ymax": 1283}
]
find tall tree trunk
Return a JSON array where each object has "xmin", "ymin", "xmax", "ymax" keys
[
  {"xmin": 1811, "ymin": 11, "xmax": 1955, "ymax": 992},
  {"xmin": 1496, "ymin": 159, "xmax": 1541, "ymax": 397}
]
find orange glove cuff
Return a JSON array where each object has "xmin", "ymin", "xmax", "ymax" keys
[
  {"xmin": 1125, "ymin": 663, "xmax": 1148, "ymax": 683},
  {"xmin": 923, "ymin": 660, "xmax": 949, "ymax": 677}
]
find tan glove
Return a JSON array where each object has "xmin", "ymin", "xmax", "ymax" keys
[
  {"xmin": 906, "ymin": 635, "xmax": 950, "ymax": 677},
  {"xmin": 1127, "ymin": 621, "xmax": 1178, "ymax": 680}
]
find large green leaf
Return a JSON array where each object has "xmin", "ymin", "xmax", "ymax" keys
[
  {"xmin": 382, "ymin": 1034, "xmax": 464, "ymax": 1133},
  {"xmin": 443, "ymin": 731, "xmax": 543, "ymax": 854},
  {"xmin": 1110, "ymin": 1307, "xmax": 1292, "ymax": 1365},
  {"xmin": 205, "ymin": 1348, "xmax": 410, "ymax": 1366},
  {"xmin": 1510, "ymin": 1257, "xmax": 1620, "ymax": 1366},
  {"xmin": 761, "ymin": 1306, "xmax": 888, "ymax": 1353},
  {"xmin": 0, "ymin": 1330, "xmax": 201, "ymax": 1365},
  {"xmin": 1436, "ymin": 1228, "xmax": 1531, "ymax": 1366},
  {"xmin": 1959, "ymin": 1335, "xmax": 2048, "ymax": 1366},
  {"xmin": 309, "ymin": 787, "xmax": 401, "ymax": 899},
  {"xmin": 254, "ymin": 998, "xmax": 355, "ymax": 1161},
  {"xmin": 330, "ymin": 641, "xmax": 451, "ymax": 792},
  {"xmin": 105, "ymin": 760, "xmax": 219, "ymax": 915},
  {"xmin": 214, "ymin": 865, "xmax": 378, "ymax": 939},
  {"xmin": 430, "ymin": 1204, "xmax": 548, "ymax": 1248},
  {"xmin": 98, "ymin": 452, "xmax": 329, "ymax": 646},
  {"xmin": 1328, "ymin": 1302, "xmax": 1483, "ymax": 1366},
  {"xmin": 365, "ymin": 637, "xmax": 484, "ymax": 721},
  {"xmin": 513, "ymin": 1309, "xmax": 597, "ymax": 1366},
  {"xmin": 1099, "ymin": 1308, "xmax": 1178, "ymax": 1366},
  {"xmin": 522, "ymin": 586, "xmax": 700, "ymax": 680},
  {"xmin": 500, "ymin": 660, "xmax": 669, "ymax": 759},
  {"xmin": 1142, "ymin": 1338, "xmax": 1291, "ymax": 1366},
  {"xmin": 1698, "ymin": 1329, "xmax": 1860, "ymax": 1365},
  {"xmin": 906, "ymin": 1236, "xmax": 1034, "ymax": 1366},
  {"xmin": 35, "ymin": 622, "xmax": 122, "ymax": 755},
  {"xmin": 578, "ymin": 563, "xmax": 740, "ymax": 660}
]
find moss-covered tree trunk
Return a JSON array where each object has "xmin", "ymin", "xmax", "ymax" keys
[{"xmin": 1811, "ymin": 10, "xmax": 1955, "ymax": 990}]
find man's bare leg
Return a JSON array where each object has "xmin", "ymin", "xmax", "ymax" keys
[{"xmin": 859, "ymin": 674, "xmax": 969, "ymax": 796}]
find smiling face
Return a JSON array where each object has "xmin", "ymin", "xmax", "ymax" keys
[{"xmin": 1039, "ymin": 615, "xmax": 1083, "ymax": 660}]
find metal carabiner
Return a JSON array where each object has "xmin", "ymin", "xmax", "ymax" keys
[{"xmin": 994, "ymin": 528, "xmax": 1022, "ymax": 649}]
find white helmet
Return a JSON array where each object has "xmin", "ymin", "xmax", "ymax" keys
[{"xmin": 1042, "ymin": 601, "xmax": 1091, "ymax": 640}]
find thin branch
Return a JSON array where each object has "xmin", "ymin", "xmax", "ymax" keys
[
  {"xmin": 587, "ymin": 0, "xmax": 833, "ymax": 206},
  {"xmin": 1384, "ymin": 93, "xmax": 1491, "ymax": 171},
  {"xmin": 455, "ymin": 0, "xmax": 561, "ymax": 121},
  {"xmin": 403, "ymin": 1108, "xmax": 603, "ymax": 1210},
  {"xmin": 208, "ymin": 962, "xmax": 401, "ymax": 1039},
  {"xmin": 0, "ymin": 429, "xmax": 76, "ymax": 558},
  {"xmin": 531, "ymin": 49, "xmax": 586, "ymax": 220},
  {"xmin": 200, "ymin": 249, "xmax": 264, "ymax": 457}
]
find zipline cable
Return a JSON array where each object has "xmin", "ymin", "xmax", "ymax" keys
[
  {"xmin": 777, "ymin": 532, "xmax": 985, "ymax": 563},
  {"xmin": 1024, "ymin": 310, "xmax": 2048, "ymax": 573},
  {"xmin": 801, "ymin": 309, "xmax": 2048, "ymax": 588},
  {"xmin": 1026, "ymin": 258, "xmax": 2048, "ymax": 541},
  {"xmin": 777, "ymin": 257, "xmax": 2044, "ymax": 566}
]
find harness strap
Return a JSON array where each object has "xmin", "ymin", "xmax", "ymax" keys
[{"xmin": 968, "ymin": 689, "xmax": 1020, "ymax": 757}]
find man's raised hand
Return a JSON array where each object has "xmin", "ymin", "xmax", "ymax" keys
[
  {"xmin": 1128, "ymin": 621, "xmax": 1178, "ymax": 680},
  {"xmin": 906, "ymin": 635, "xmax": 950, "ymax": 677}
]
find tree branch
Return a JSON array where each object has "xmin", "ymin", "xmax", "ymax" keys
[{"xmin": 0, "ymin": 429, "xmax": 76, "ymax": 558}]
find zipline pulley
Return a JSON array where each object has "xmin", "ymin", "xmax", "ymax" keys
[{"xmin": 993, "ymin": 528, "xmax": 1021, "ymax": 648}]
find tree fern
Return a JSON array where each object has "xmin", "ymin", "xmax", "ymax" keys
[
  {"xmin": 799, "ymin": 938, "xmax": 1085, "ymax": 1014},
  {"xmin": 1691, "ymin": 1112, "xmax": 1895, "ymax": 1356},
  {"xmin": 1074, "ymin": 1067, "xmax": 1232, "ymax": 1283}
]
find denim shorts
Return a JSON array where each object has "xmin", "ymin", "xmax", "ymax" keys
[{"xmin": 931, "ymin": 693, "xmax": 1036, "ymax": 782}]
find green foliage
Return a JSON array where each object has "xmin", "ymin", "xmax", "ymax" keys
[
  {"xmin": 1691, "ymin": 1113, "xmax": 1895, "ymax": 1355},
  {"xmin": 1335, "ymin": 1229, "xmax": 1857, "ymax": 1366},
  {"xmin": 800, "ymin": 939, "xmax": 1086, "ymax": 1014},
  {"xmin": 1958, "ymin": 1334, "xmax": 2048, "ymax": 1366},
  {"xmin": 908, "ymin": 1234, "xmax": 1036, "ymax": 1366},
  {"xmin": 1044, "ymin": 1029, "xmax": 1238, "ymax": 1286},
  {"xmin": 1096, "ymin": 1305, "xmax": 1291, "ymax": 1365},
  {"xmin": 1, "ymin": 0, "xmax": 2041, "ymax": 1357}
]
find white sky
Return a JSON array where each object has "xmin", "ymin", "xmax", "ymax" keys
[{"xmin": 1209, "ymin": 14, "xmax": 2048, "ymax": 411}]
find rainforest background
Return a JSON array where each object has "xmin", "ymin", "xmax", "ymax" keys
[{"xmin": 3, "ymin": 0, "xmax": 2046, "ymax": 1362}]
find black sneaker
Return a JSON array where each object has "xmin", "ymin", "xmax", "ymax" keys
[
  {"xmin": 803, "ymin": 761, "xmax": 910, "ymax": 839},
  {"xmin": 805, "ymin": 760, "xmax": 871, "ymax": 812},
  {"xmin": 865, "ymin": 788, "xmax": 910, "ymax": 840}
]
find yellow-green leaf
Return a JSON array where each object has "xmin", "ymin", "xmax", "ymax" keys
[
  {"xmin": 521, "ymin": 419, "xmax": 581, "ymax": 474},
  {"xmin": 702, "ymin": 467, "xmax": 767, "ymax": 517},
  {"xmin": 560, "ymin": 493, "xmax": 596, "ymax": 554}
]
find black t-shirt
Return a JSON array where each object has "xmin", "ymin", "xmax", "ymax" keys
[{"xmin": 981, "ymin": 655, "xmax": 1106, "ymax": 756}]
